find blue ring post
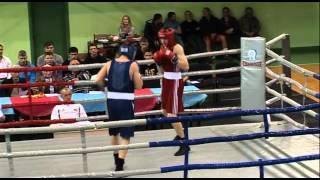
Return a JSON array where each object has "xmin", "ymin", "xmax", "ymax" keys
[
  {"xmin": 183, "ymin": 119, "xmax": 190, "ymax": 178},
  {"xmin": 259, "ymin": 159, "xmax": 264, "ymax": 178},
  {"xmin": 263, "ymin": 114, "xmax": 269, "ymax": 139}
]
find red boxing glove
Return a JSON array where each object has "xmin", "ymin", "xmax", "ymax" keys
[
  {"xmin": 164, "ymin": 49, "xmax": 178, "ymax": 65},
  {"xmin": 153, "ymin": 50, "xmax": 163, "ymax": 65}
]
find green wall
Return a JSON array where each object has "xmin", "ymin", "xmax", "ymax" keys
[
  {"xmin": 69, "ymin": 2, "xmax": 319, "ymax": 53},
  {"xmin": 0, "ymin": 2, "xmax": 318, "ymax": 64},
  {"xmin": 0, "ymin": 3, "xmax": 31, "ymax": 64}
]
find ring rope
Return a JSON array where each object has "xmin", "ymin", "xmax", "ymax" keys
[{"xmin": 0, "ymin": 103, "xmax": 318, "ymax": 135}]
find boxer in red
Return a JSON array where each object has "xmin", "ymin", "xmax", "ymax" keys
[{"xmin": 153, "ymin": 28, "xmax": 190, "ymax": 156}]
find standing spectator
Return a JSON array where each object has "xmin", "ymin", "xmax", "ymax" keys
[
  {"xmin": 139, "ymin": 49, "xmax": 160, "ymax": 88},
  {"xmin": 181, "ymin": 10, "xmax": 205, "ymax": 55},
  {"xmin": 0, "ymin": 44, "xmax": 12, "ymax": 97},
  {"xmin": 37, "ymin": 41, "xmax": 64, "ymax": 67},
  {"xmin": 17, "ymin": 50, "xmax": 36, "ymax": 82},
  {"xmin": 82, "ymin": 43, "xmax": 107, "ymax": 75},
  {"xmin": 163, "ymin": 12, "xmax": 183, "ymax": 46},
  {"xmin": 143, "ymin": 13, "xmax": 164, "ymax": 51},
  {"xmin": 199, "ymin": 7, "xmax": 228, "ymax": 53},
  {"xmin": 220, "ymin": 7, "xmax": 241, "ymax": 49},
  {"xmin": 119, "ymin": 15, "xmax": 135, "ymax": 39},
  {"xmin": 239, "ymin": 7, "xmax": 261, "ymax": 37}
]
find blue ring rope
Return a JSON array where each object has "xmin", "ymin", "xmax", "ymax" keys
[{"xmin": 160, "ymin": 154, "xmax": 320, "ymax": 173}]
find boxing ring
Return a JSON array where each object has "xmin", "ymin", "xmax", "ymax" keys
[{"xmin": 0, "ymin": 34, "xmax": 319, "ymax": 178}]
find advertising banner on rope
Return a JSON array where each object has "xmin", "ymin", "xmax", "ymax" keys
[{"xmin": 241, "ymin": 37, "xmax": 266, "ymax": 121}]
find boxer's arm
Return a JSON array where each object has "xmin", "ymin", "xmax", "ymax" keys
[
  {"xmin": 131, "ymin": 62, "xmax": 143, "ymax": 89},
  {"xmin": 95, "ymin": 61, "xmax": 110, "ymax": 88},
  {"xmin": 174, "ymin": 44, "xmax": 189, "ymax": 71}
]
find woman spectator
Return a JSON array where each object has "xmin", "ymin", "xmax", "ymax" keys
[{"xmin": 119, "ymin": 15, "xmax": 135, "ymax": 39}]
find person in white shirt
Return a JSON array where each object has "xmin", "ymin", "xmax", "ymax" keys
[
  {"xmin": 0, "ymin": 104, "xmax": 5, "ymax": 122},
  {"xmin": 51, "ymin": 87, "xmax": 88, "ymax": 124},
  {"xmin": 0, "ymin": 44, "xmax": 12, "ymax": 97}
]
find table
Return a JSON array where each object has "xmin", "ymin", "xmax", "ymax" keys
[{"xmin": 1, "ymin": 86, "xmax": 207, "ymax": 117}]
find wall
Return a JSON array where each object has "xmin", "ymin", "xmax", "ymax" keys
[
  {"xmin": 69, "ymin": 2, "xmax": 319, "ymax": 53},
  {"xmin": 0, "ymin": 3, "xmax": 31, "ymax": 64}
]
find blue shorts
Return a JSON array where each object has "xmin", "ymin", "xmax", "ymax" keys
[{"xmin": 107, "ymin": 99, "xmax": 135, "ymax": 139}]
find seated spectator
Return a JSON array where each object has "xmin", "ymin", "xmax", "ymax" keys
[
  {"xmin": 181, "ymin": 10, "xmax": 206, "ymax": 55},
  {"xmin": 36, "ymin": 64, "xmax": 61, "ymax": 94},
  {"xmin": 239, "ymin": 7, "xmax": 261, "ymax": 37},
  {"xmin": 0, "ymin": 104, "xmax": 5, "ymax": 122},
  {"xmin": 163, "ymin": 11, "xmax": 183, "ymax": 46},
  {"xmin": 135, "ymin": 37, "xmax": 150, "ymax": 60},
  {"xmin": 220, "ymin": 7, "xmax": 241, "ymax": 49},
  {"xmin": 2, "ymin": 65, "xmax": 28, "ymax": 97},
  {"xmin": 51, "ymin": 87, "xmax": 88, "ymax": 122},
  {"xmin": 42, "ymin": 52, "xmax": 63, "ymax": 79},
  {"xmin": 139, "ymin": 50, "xmax": 160, "ymax": 88},
  {"xmin": 37, "ymin": 41, "xmax": 64, "ymax": 67},
  {"xmin": 63, "ymin": 47, "xmax": 79, "ymax": 66},
  {"xmin": 82, "ymin": 43, "xmax": 107, "ymax": 75},
  {"xmin": 63, "ymin": 59, "xmax": 92, "ymax": 93},
  {"xmin": 143, "ymin": 13, "xmax": 164, "ymax": 51},
  {"xmin": 17, "ymin": 50, "xmax": 36, "ymax": 82},
  {"xmin": 119, "ymin": 15, "xmax": 135, "ymax": 39},
  {"xmin": 199, "ymin": 7, "xmax": 228, "ymax": 53},
  {"xmin": 0, "ymin": 43, "xmax": 12, "ymax": 97}
]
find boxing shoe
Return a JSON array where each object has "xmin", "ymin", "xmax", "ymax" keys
[
  {"xmin": 115, "ymin": 158, "xmax": 125, "ymax": 171},
  {"xmin": 173, "ymin": 135, "xmax": 191, "ymax": 156}
]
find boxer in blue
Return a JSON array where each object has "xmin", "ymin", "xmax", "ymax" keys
[{"xmin": 96, "ymin": 43, "xmax": 143, "ymax": 171}]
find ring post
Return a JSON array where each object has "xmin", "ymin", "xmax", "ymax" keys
[
  {"xmin": 241, "ymin": 37, "xmax": 266, "ymax": 122},
  {"xmin": 259, "ymin": 159, "xmax": 264, "ymax": 178}
]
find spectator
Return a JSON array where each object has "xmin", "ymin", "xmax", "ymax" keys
[
  {"xmin": 143, "ymin": 13, "xmax": 164, "ymax": 51},
  {"xmin": 82, "ymin": 43, "xmax": 107, "ymax": 75},
  {"xmin": 239, "ymin": 7, "xmax": 261, "ymax": 37},
  {"xmin": 199, "ymin": 7, "xmax": 228, "ymax": 53},
  {"xmin": 119, "ymin": 15, "xmax": 135, "ymax": 39},
  {"xmin": 163, "ymin": 12, "xmax": 183, "ymax": 46},
  {"xmin": 17, "ymin": 50, "xmax": 36, "ymax": 82},
  {"xmin": 63, "ymin": 47, "xmax": 79, "ymax": 66},
  {"xmin": 0, "ymin": 44, "xmax": 12, "ymax": 97},
  {"xmin": 135, "ymin": 37, "xmax": 150, "ymax": 60},
  {"xmin": 2, "ymin": 65, "xmax": 28, "ymax": 97},
  {"xmin": 63, "ymin": 59, "xmax": 92, "ymax": 93},
  {"xmin": 42, "ymin": 52, "xmax": 63, "ymax": 79},
  {"xmin": 139, "ymin": 49, "xmax": 160, "ymax": 88},
  {"xmin": 0, "ymin": 104, "xmax": 5, "ymax": 122},
  {"xmin": 37, "ymin": 41, "xmax": 64, "ymax": 67},
  {"xmin": 220, "ymin": 7, "xmax": 241, "ymax": 49},
  {"xmin": 181, "ymin": 10, "xmax": 205, "ymax": 55},
  {"xmin": 51, "ymin": 87, "xmax": 88, "ymax": 120},
  {"xmin": 36, "ymin": 64, "xmax": 61, "ymax": 95}
]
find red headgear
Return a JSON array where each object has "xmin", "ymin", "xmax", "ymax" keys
[{"xmin": 158, "ymin": 28, "xmax": 176, "ymax": 49}]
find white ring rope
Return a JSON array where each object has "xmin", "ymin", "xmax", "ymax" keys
[
  {"xmin": 266, "ymin": 48, "xmax": 317, "ymax": 78},
  {"xmin": 266, "ymin": 86, "xmax": 318, "ymax": 118},
  {"xmin": 265, "ymin": 34, "xmax": 288, "ymax": 47},
  {"xmin": 266, "ymin": 67, "xmax": 319, "ymax": 98}
]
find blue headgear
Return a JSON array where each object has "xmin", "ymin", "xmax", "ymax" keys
[{"xmin": 118, "ymin": 44, "xmax": 137, "ymax": 61}]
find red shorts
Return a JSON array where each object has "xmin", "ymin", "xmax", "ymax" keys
[{"xmin": 161, "ymin": 78, "xmax": 184, "ymax": 114}]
